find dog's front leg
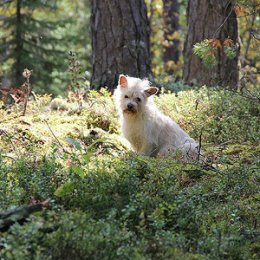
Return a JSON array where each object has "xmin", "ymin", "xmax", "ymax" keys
[
  {"xmin": 158, "ymin": 145, "xmax": 181, "ymax": 159},
  {"xmin": 140, "ymin": 143, "xmax": 158, "ymax": 157}
]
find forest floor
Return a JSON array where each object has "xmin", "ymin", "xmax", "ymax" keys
[{"xmin": 0, "ymin": 87, "xmax": 259, "ymax": 260}]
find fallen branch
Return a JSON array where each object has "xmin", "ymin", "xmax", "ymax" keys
[{"xmin": 0, "ymin": 199, "xmax": 50, "ymax": 232}]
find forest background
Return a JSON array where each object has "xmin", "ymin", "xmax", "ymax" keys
[
  {"xmin": 0, "ymin": 1, "xmax": 259, "ymax": 260},
  {"xmin": 0, "ymin": 0, "xmax": 259, "ymax": 95}
]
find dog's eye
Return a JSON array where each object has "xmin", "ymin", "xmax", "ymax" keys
[
  {"xmin": 124, "ymin": 95, "xmax": 129, "ymax": 99},
  {"xmin": 136, "ymin": 97, "xmax": 141, "ymax": 102}
]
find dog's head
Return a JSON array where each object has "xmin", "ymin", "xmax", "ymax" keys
[{"xmin": 114, "ymin": 75, "xmax": 158, "ymax": 115}]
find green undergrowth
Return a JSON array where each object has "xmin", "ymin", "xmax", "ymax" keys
[{"xmin": 0, "ymin": 87, "xmax": 259, "ymax": 260}]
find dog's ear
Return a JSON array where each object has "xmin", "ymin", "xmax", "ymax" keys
[
  {"xmin": 119, "ymin": 75, "xmax": 127, "ymax": 88},
  {"xmin": 144, "ymin": 87, "xmax": 158, "ymax": 97}
]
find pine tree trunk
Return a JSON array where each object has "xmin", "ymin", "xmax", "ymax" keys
[
  {"xmin": 90, "ymin": 0, "xmax": 152, "ymax": 91},
  {"xmin": 15, "ymin": 0, "xmax": 23, "ymax": 85},
  {"xmin": 163, "ymin": 0, "xmax": 179, "ymax": 74},
  {"xmin": 183, "ymin": 0, "xmax": 239, "ymax": 88}
]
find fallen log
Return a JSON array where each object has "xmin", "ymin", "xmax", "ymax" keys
[{"xmin": 0, "ymin": 199, "xmax": 50, "ymax": 232}]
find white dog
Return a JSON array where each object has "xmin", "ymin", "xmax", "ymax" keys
[{"xmin": 114, "ymin": 75, "xmax": 200, "ymax": 162}]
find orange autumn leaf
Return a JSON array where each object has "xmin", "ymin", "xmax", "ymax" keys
[
  {"xmin": 233, "ymin": 4, "xmax": 247, "ymax": 16},
  {"xmin": 223, "ymin": 38, "xmax": 233, "ymax": 46},
  {"xmin": 66, "ymin": 159, "xmax": 72, "ymax": 167},
  {"xmin": 208, "ymin": 39, "xmax": 222, "ymax": 49},
  {"xmin": 10, "ymin": 86, "xmax": 27, "ymax": 103}
]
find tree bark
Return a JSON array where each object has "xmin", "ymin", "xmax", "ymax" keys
[
  {"xmin": 15, "ymin": 0, "xmax": 23, "ymax": 85},
  {"xmin": 163, "ymin": 0, "xmax": 180, "ymax": 74},
  {"xmin": 183, "ymin": 0, "xmax": 240, "ymax": 88},
  {"xmin": 90, "ymin": 0, "xmax": 152, "ymax": 91}
]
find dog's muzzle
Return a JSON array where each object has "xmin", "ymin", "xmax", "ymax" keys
[
  {"xmin": 127, "ymin": 103, "xmax": 134, "ymax": 110},
  {"xmin": 124, "ymin": 103, "xmax": 136, "ymax": 113}
]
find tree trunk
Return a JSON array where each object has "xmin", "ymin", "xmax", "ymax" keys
[
  {"xmin": 163, "ymin": 0, "xmax": 180, "ymax": 74},
  {"xmin": 183, "ymin": 0, "xmax": 239, "ymax": 88},
  {"xmin": 90, "ymin": 0, "xmax": 152, "ymax": 91},
  {"xmin": 15, "ymin": 0, "xmax": 23, "ymax": 85}
]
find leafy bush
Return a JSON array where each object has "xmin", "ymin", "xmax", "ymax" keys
[
  {"xmin": 193, "ymin": 39, "xmax": 217, "ymax": 66},
  {"xmin": 193, "ymin": 39, "xmax": 238, "ymax": 66},
  {"xmin": 0, "ymin": 154, "xmax": 259, "ymax": 260},
  {"xmin": 155, "ymin": 87, "xmax": 259, "ymax": 144}
]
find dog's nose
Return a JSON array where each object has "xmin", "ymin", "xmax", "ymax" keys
[{"xmin": 127, "ymin": 103, "xmax": 134, "ymax": 110}]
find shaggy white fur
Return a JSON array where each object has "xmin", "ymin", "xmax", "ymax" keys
[{"xmin": 114, "ymin": 75, "xmax": 200, "ymax": 162}]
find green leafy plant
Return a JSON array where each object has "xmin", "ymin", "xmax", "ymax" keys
[
  {"xmin": 193, "ymin": 38, "xmax": 238, "ymax": 66},
  {"xmin": 193, "ymin": 39, "xmax": 217, "ymax": 66},
  {"xmin": 224, "ymin": 44, "xmax": 238, "ymax": 59}
]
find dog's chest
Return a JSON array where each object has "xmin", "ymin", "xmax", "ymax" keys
[{"xmin": 122, "ymin": 119, "xmax": 146, "ymax": 151}]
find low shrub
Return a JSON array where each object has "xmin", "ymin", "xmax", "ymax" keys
[{"xmin": 0, "ymin": 85, "xmax": 259, "ymax": 260}]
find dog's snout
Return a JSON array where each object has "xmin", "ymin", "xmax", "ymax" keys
[{"xmin": 127, "ymin": 103, "xmax": 134, "ymax": 110}]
